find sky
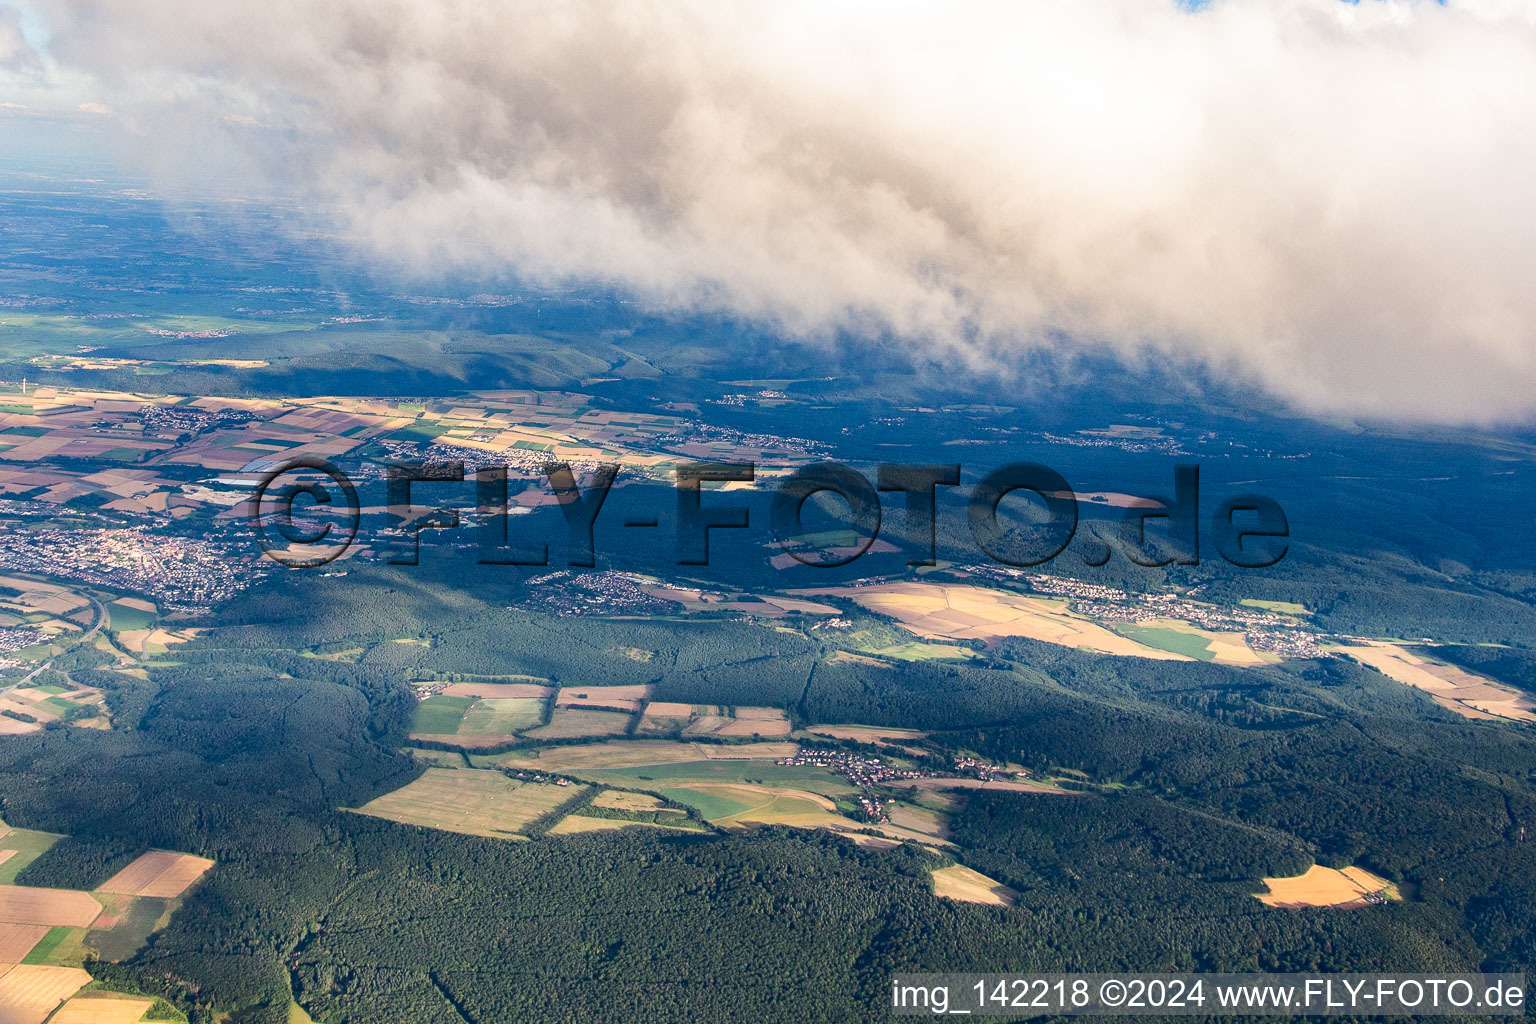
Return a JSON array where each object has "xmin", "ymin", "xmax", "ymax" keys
[{"xmin": 2, "ymin": 0, "xmax": 1534, "ymax": 425}]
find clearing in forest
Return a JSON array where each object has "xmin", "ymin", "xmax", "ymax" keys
[
  {"xmin": 930, "ymin": 865, "xmax": 1018, "ymax": 906},
  {"xmin": 1256, "ymin": 865, "xmax": 1399, "ymax": 908}
]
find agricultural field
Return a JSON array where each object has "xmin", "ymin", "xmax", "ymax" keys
[
  {"xmin": 500, "ymin": 740, "xmax": 798, "ymax": 772},
  {"xmin": 0, "ymin": 829, "xmax": 61, "ymax": 884},
  {"xmin": 1256, "ymin": 865, "xmax": 1400, "ymax": 909},
  {"xmin": 638, "ymin": 703, "xmax": 791, "ymax": 738},
  {"xmin": 0, "ymin": 923, "xmax": 50, "ymax": 963},
  {"xmin": 590, "ymin": 790, "xmax": 674, "ymax": 812},
  {"xmin": 554, "ymin": 685, "xmax": 653, "ymax": 712},
  {"xmin": 930, "ymin": 865, "xmax": 1018, "ymax": 907},
  {"xmin": 812, "ymin": 583, "xmax": 1191, "ymax": 660},
  {"xmin": 47, "ymin": 993, "xmax": 158, "ymax": 1024},
  {"xmin": 96, "ymin": 852, "xmax": 214, "ymax": 900},
  {"xmin": 441, "ymin": 682, "xmax": 552, "ymax": 699},
  {"xmin": 1240, "ymin": 599, "xmax": 1311, "ymax": 616},
  {"xmin": 883, "ymin": 777, "xmax": 1068, "ymax": 796},
  {"xmin": 1110, "ymin": 621, "xmax": 1267, "ymax": 666},
  {"xmin": 0, "ymin": 886, "xmax": 101, "ymax": 928},
  {"xmin": 104, "ymin": 600, "xmax": 155, "ymax": 633},
  {"xmin": 802, "ymin": 725, "xmax": 927, "ymax": 745},
  {"xmin": 0, "ymin": 685, "xmax": 109, "ymax": 735},
  {"xmin": 456, "ymin": 698, "xmax": 546, "ymax": 737},
  {"xmin": 884, "ymin": 803, "xmax": 949, "ymax": 839},
  {"xmin": 545, "ymin": 816, "xmax": 693, "ymax": 836},
  {"xmin": 521, "ymin": 708, "xmax": 633, "ymax": 740},
  {"xmin": 408, "ymin": 695, "xmax": 477, "ymax": 735},
  {"xmin": 579, "ymin": 760, "xmax": 852, "ymax": 797},
  {"xmin": 85, "ymin": 896, "xmax": 170, "ymax": 964},
  {"xmin": 0, "ymin": 964, "xmax": 93, "ymax": 1024},
  {"xmin": 858, "ymin": 642, "xmax": 977, "ymax": 663},
  {"xmin": 1337, "ymin": 643, "xmax": 1536, "ymax": 722},
  {"xmin": 409, "ymin": 691, "xmax": 552, "ymax": 748},
  {"xmin": 352, "ymin": 767, "xmax": 583, "ymax": 840}
]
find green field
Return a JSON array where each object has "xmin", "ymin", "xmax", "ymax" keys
[
  {"xmin": 107, "ymin": 601, "xmax": 157, "ymax": 632},
  {"xmin": 862, "ymin": 642, "xmax": 977, "ymax": 662},
  {"xmin": 581, "ymin": 760, "xmax": 850, "ymax": 795},
  {"xmin": 410, "ymin": 695, "xmax": 477, "ymax": 734},
  {"xmin": 657, "ymin": 787, "xmax": 756, "ymax": 820},
  {"xmin": 21, "ymin": 925, "xmax": 75, "ymax": 964},
  {"xmin": 0, "ymin": 824, "xmax": 63, "ymax": 882},
  {"xmin": 1111, "ymin": 624, "xmax": 1216, "ymax": 661},
  {"xmin": 457, "ymin": 698, "xmax": 546, "ymax": 736},
  {"xmin": 1240, "ymin": 599, "xmax": 1312, "ymax": 616}
]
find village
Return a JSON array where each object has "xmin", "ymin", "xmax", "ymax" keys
[{"xmin": 780, "ymin": 747, "xmax": 1017, "ymax": 824}]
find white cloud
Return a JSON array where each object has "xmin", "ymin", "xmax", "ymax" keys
[
  {"xmin": 21, "ymin": 0, "xmax": 1536, "ymax": 423},
  {"xmin": 0, "ymin": 5, "xmax": 41, "ymax": 73}
]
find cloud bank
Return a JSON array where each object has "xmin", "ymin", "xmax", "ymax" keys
[{"xmin": 20, "ymin": 0, "xmax": 1536, "ymax": 423}]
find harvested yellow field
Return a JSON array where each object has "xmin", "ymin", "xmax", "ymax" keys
[
  {"xmin": 734, "ymin": 707, "xmax": 787, "ymax": 721},
  {"xmin": 814, "ymin": 583, "xmax": 1189, "ymax": 660},
  {"xmin": 0, "ymin": 964, "xmax": 92, "ymax": 1024},
  {"xmin": 931, "ymin": 865, "xmax": 1018, "ymax": 907},
  {"xmin": 714, "ymin": 707, "xmax": 793, "ymax": 737},
  {"xmin": 1257, "ymin": 864, "xmax": 1399, "ymax": 909},
  {"xmin": 639, "ymin": 702, "xmax": 697, "ymax": 719},
  {"xmin": 47, "ymin": 994, "xmax": 156, "ymax": 1024},
  {"xmin": 545, "ymin": 816, "xmax": 690, "ymax": 836},
  {"xmin": 0, "ymin": 886, "xmax": 101, "ymax": 927},
  {"xmin": 0, "ymin": 925, "xmax": 48, "ymax": 963},
  {"xmin": 441, "ymin": 682, "xmax": 552, "ymax": 699},
  {"xmin": 354, "ymin": 768, "xmax": 580, "ymax": 839},
  {"xmin": 555, "ymin": 685, "xmax": 654, "ymax": 712},
  {"xmin": 1340, "ymin": 643, "xmax": 1536, "ymax": 723},
  {"xmin": 96, "ymin": 851, "xmax": 215, "ymax": 899}
]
